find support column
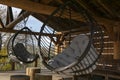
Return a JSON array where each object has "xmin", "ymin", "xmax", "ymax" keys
[
  {"xmin": 113, "ymin": 26, "xmax": 120, "ymax": 59},
  {"xmin": 26, "ymin": 67, "xmax": 41, "ymax": 80},
  {"xmin": 10, "ymin": 75, "xmax": 30, "ymax": 80},
  {"xmin": 54, "ymin": 44, "xmax": 61, "ymax": 55},
  {"xmin": 54, "ymin": 32, "xmax": 62, "ymax": 55}
]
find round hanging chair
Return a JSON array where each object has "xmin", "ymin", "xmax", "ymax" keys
[
  {"xmin": 38, "ymin": 1, "xmax": 104, "ymax": 75},
  {"xmin": 7, "ymin": 27, "xmax": 39, "ymax": 63}
]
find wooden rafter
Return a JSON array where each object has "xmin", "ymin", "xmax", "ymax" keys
[
  {"xmin": 0, "ymin": 0, "xmax": 56, "ymax": 15},
  {"xmin": 0, "ymin": 28, "xmax": 59, "ymax": 37},
  {"xmin": 6, "ymin": 11, "xmax": 31, "ymax": 29},
  {"xmin": 1, "ymin": 0, "xmax": 116, "ymax": 25},
  {"xmin": 6, "ymin": 6, "xmax": 14, "ymax": 25},
  {"xmin": 0, "ymin": 0, "xmax": 119, "ymax": 40},
  {"xmin": 33, "ymin": 14, "xmax": 92, "ymax": 31},
  {"xmin": 18, "ymin": 10, "xmax": 25, "ymax": 16},
  {"xmin": 97, "ymin": 0, "xmax": 115, "ymax": 17},
  {"xmin": 0, "ymin": 18, "xmax": 4, "ymax": 28},
  {"xmin": 40, "ymin": 0, "xmax": 53, "ymax": 4},
  {"xmin": 0, "ymin": 0, "xmax": 86, "ymax": 22}
]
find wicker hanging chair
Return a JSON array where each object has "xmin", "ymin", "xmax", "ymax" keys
[
  {"xmin": 38, "ymin": 0, "xmax": 104, "ymax": 75},
  {"xmin": 7, "ymin": 27, "xmax": 39, "ymax": 63}
]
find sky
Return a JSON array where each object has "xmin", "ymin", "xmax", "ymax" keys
[
  {"xmin": 26, "ymin": 16, "xmax": 43, "ymax": 32},
  {"xmin": 12, "ymin": 7, "xmax": 43, "ymax": 32},
  {"xmin": 0, "ymin": 4, "xmax": 43, "ymax": 32}
]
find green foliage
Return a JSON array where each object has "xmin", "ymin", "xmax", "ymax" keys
[
  {"xmin": 0, "ymin": 48, "xmax": 12, "ymax": 71},
  {"xmin": 0, "ymin": 57, "xmax": 12, "ymax": 71},
  {"xmin": 0, "ymin": 62, "xmax": 12, "ymax": 71}
]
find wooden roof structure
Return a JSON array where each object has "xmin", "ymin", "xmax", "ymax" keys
[
  {"xmin": 0, "ymin": 0, "xmax": 120, "ymax": 74},
  {"xmin": 0, "ymin": 0, "xmax": 119, "ymax": 38},
  {"xmin": 0, "ymin": 0, "xmax": 120, "ymax": 57}
]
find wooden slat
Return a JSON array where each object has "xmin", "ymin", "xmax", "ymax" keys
[
  {"xmin": 93, "ymin": 38, "xmax": 112, "ymax": 43},
  {"xmin": 0, "ymin": 0, "xmax": 119, "ymax": 41},
  {"xmin": 0, "ymin": 28, "xmax": 59, "ymax": 37},
  {"xmin": 94, "ymin": 43, "xmax": 113, "ymax": 48},
  {"xmin": 97, "ymin": 0, "xmax": 115, "ymax": 17},
  {"xmin": 6, "ymin": 11, "xmax": 31, "ymax": 29},
  {"xmin": 0, "ymin": 0, "xmax": 118, "ymax": 25},
  {"xmin": 0, "ymin": 0, "xmax": 56, "ymax": 15},
  {"xmin": 98, "ymin": 49, "xmax": 113, "ymax": 54},
  {"xmin": 6, "ymin": 6, "xmax": 14, "ymax": 25},
  {"xmin": 0, "ymin": 18, "xmax": 4, "ymax": 28},
  {"xmin": 100, "ymin": 54, "xmax": 113, "ymax": 59},
  {"xmin": 98, "ymin": 55, "xmax": 120, "ymax": 65}
]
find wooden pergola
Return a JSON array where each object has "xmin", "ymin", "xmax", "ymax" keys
[
  {"xmin": 0, "ymin": 0, "xmax": 120, "ymax": 72},
  {"xmin": 0, "ymin": 0, "xmax": 119, "ymax": 35}
]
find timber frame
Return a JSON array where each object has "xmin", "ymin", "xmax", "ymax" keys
[{"xmin": 0, "ymin": 0, "xmax": 120, "ymax": 76}]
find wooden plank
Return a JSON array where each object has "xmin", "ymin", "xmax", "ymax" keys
[
  {"xmin": 0, "ymin": 18, "xmax": 4, "ymax": 28},
  {"xmin": 0, "ymin": 28, "xmax": 59, "ymax": 37},
  {"xmin": 97, "ymin": 0, "xmax": 115, "ymax": 17},
  {"xmin": 6, "ymin": 6, "xmax": 14, "ymax": 25},
  {"xmin": 10, "ymin": 75, "xmax": 30, "ymax": 80},
  {"xmin": 40, "ymin": 0, "xmax": 53, "ymax": 4},
  {"xmin": 26, "ymin": 67, "xmax": 40, "ymax": 80},
  {"xmin": 0, "ymin": 0, "xmax": 117, "ymax": 25},
  {"xmin": 113, "ymin": 26, "xmax": 120, "ymax": 59},
  {"xmin": 0, "ymin": 0, "xmax": 119, "ymax": 41},
  {"xmin": 92, "ymin": 71, "xmax": 120, "ymax": 80},
  {"xmin": 93, "ymin": 38, "xmax": 112, "ymax": 43},
  {"xmin": 6, "ymin": 11, "xmax": 31, "ymax": 29},
  {"xmin": 99, "ymin": 49, "xmax": 113, "ymax": 54},
  {"xmin": 114, "ymin": 41, "xmax": 120, "ymax": 59},
  {"xmin": 94, "ymin": 43, "xmax": 113, "ymax": 48},
  {"xmin": 0, "ymin": 0, "xmax": 56, "ymax": 15}
]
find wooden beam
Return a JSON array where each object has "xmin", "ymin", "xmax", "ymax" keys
[
  {"xmin": 6, "ymin": 11, "xmax": 31, "ymax": 29},
  {"xmin": 18, "ymin": 10, "xmax": 25, "ymax": 16},
  {"xmin": 32, "ymin": 13, "xmax": 89, "ymax": 31},
  {"xmin": 113, "ymin": 26, "xmax": 120, "ymax": 59},
  {"xmin": 94, "ymin": 43, "xmax": 113, "ymax": 48},
  {"xmin": 0, "ymin": 28, "xmax": 59, "ymax": 37},
  {"xmin": 6, "ymin": 6, "xmax": 14, "ymax": 25},
  {"xmin": 95, "ymin": 17, "xmax": 120, "ymax": 40},
  {"xmin": 0, "ymin": 0, "xmax": 85, "ymax": 22},
  {"xmin": 0, "ymin": 0, "xmax": 119, "ymax": 39},
  {"xmin": 40, "ymin": 0, "xmax": 53, "ymax": 4},
  {"xmin": 0, "ymin": 18, "xmax": 4, "ymax": 28},
  {"xmin": 0, "ymin": 0, "xmax": 118, "ymax": 26},
  {"xmin": 101, "ymin": 49, "xmax": 113, "ymax": 54},
  {"xmin": 0, "ymin": 0, "xmax": 56, "ymax": 15},
  {"xmin": 97, "ymin": 0, "xmax": 115, "ymax": 17},
  {"xmin": 32, "ymin": 5, "xmax": 120, "ymax": 39},
  {"xmin": 67, "ymin": 0, "xmax": 120, "ymax": 41}
]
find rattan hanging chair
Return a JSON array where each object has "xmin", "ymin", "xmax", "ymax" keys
[
  {"xmin": 38, "ymin": 0, "xmax": 104, "ymax": 75},
  {"xmin": 7, "ymin": 27, "xmax": 39, "ymax": 63}
]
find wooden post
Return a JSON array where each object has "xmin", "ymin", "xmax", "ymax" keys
[
  {"xmin": 36, "ymin": 73, "xmax": 73, "ymax": 80},
  {"xmin": 26, "ymin": 67, "xmax": 41, "ymax": 80},
  {"xmin": 35, "ymin": 74, "xmax": 52, "ymax": 80},
  {"xmin": 113, "ymin": 26, "xmax": 120, "ymax": 59},
  {"xmin": 10, "ymin": 75, "xmax": 30, "ymax": 80},
  {"xmin": 11, "ymin": 62, "xmax": 15, "ymax": 70},
  {"xmin": 34, "ymin": 58, "xmax": 38, "ymax": 67},
  {"xmin": 54, "ymin": 44, "xmax": 60, "ymax": 55}
]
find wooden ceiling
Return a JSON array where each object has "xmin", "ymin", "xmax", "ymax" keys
[{"xmin": 0, "ymin": 0, "xmax": 120, "ymax": 39}]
